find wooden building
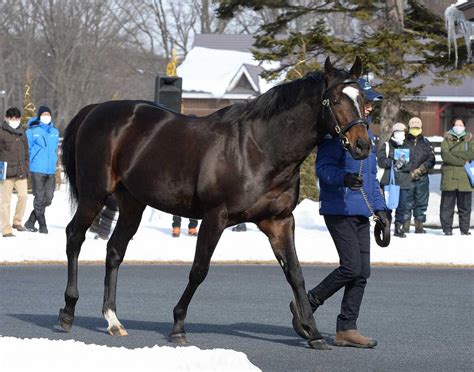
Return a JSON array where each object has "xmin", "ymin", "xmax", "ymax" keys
[{"xmin": 178, "ymin": 31, "xmax": 472, "ymax": 136}]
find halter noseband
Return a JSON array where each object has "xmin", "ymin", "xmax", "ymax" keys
[{"xmin": 321, "ymin": 78, "xmax": 368, "ymax": 147}]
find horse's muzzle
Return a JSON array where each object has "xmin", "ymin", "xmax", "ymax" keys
[{"xmin": 350, "ymin": 139, "xmax": 371, "ymax": 160}]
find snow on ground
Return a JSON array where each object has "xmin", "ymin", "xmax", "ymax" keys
[
  {"xmin": 0, "ymin": 336, "xmax": 260, "ymax": 372},
  {"xmin": 0, "ymin": 175, "xmax": 472, "ymax": 265}
]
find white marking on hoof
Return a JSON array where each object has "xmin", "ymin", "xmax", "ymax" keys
[{"xmin": 104, "ymin": 309, "xmax": 126, "ymax": 335}]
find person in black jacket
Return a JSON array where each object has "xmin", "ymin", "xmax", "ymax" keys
[
  {"xmin": 0, "ymin": 107, "xmax": 29, "ymax": 237},
  {"xmin": 377, "ymin": 122, "xmax": 411, "ymax": 237},
  {"xmin": 403, "ymin": 117, "xmax": 435, "ymax": 233}
]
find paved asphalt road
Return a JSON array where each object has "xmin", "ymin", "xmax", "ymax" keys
[{"xmin": 0, "ymin": 264, "xmax": 472, "ymax": 371}]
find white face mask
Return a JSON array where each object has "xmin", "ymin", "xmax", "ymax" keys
[
  {"xmin": 8, "ymin": 120, "xmax": 21, "ymax": 129},
  {"xmin": 40, "ymin": 115, "xmax": 52, "ymax": 124},
  {"xmin": 452, "ymin": 126, "xmax": 465, "ymax": 135},
  {"xmin": 392, "ymin": 131, "xmax": 405, "ymax": 145}
]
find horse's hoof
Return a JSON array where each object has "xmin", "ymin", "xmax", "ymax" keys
[
  {"xmin": 308, "ymin": 338, "xmax": 331, "ymax": 350},
  {"xmin": 58, "ymin": 308, "xmax": 74, "ymax": 331},
  {"xmin": 289, "ymin": 301, "xmax": 311, "ymax": 340},
  {"xmin": 108, "ymin": 325, "xmax": 128, "ymax": 336},
  {"xmin": 169, "ymin": 332, "xmax": 189, "ymax": 345}
]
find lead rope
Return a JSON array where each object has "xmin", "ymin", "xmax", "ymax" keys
[
  {"xmin": 357, "ymin": 160, "xmax": 390, "ymax": 247},
  {"xmin": 358, "ymin": 160, "xmax": 378, "ymax": 222}
]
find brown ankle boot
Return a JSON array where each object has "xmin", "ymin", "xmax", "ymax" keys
[
  {"xmin": 335, "ymin": 330, "xmax": 377, "ymax": 348},
  {"xmin": 171, "ymin": 227, "xmax": 181, "ymax": 237}
]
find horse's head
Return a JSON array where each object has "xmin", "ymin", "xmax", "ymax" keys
[{"xmin": 320, "ymin": 56, "xmax": 372, "ymax": 160}]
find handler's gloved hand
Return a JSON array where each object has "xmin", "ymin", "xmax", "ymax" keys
[
  {"xmin": 375, "ymin": 210, "xmax": 389, "ymax": 227},
  {"xmin": 344, "ymin": 173, "xmax": 363, "ymax": 191}
]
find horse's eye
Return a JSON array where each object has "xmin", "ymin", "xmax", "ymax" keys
[{"xmin": 332, "ymin": 98, "xmax": 340, "ymax": 105}]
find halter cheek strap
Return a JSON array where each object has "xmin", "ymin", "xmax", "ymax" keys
[{"xmin": 321, "ymin": 79, "xmax": 368, "ymax": 147}]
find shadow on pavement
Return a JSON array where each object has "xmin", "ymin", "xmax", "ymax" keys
[{"xmin": 6, "ymin": 313, "xmax": 332, "ymax": 348}]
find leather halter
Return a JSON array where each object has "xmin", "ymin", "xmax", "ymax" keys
[{"xmin": 321, "ymin": 78, "xmax": 368, "ymax": 148}]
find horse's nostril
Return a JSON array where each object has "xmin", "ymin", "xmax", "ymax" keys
[{"xmin": 356, "ymin": 139, "xmax": 366, "ymax": 149}]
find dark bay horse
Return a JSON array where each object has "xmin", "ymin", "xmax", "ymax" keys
[{"xmin": 58, "ymin": 57, "xmax": 371, "ymax": 350}]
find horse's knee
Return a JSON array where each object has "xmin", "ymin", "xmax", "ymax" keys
[
  {"xmin": 66, "ymin": 237, "xmax": 84, "ymax": 258},
  {"xmin": 106, "ymin": 246, "xmax": 125, "ymax": 269},
  {"xmin": 106, "ymin": 255, "xmax": 124, "ymax": 269}
]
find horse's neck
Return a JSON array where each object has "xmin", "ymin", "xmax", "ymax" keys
[{"xmin": 259, "ymin": 103, "xmax": 320, "ymax": 168}]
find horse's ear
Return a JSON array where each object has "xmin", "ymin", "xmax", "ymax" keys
[
  {"xmin": 349, "ymin": 56, "xmax": 363, "ymax": 79},
  {"xmin": 324, "ymin": 56, "xmax": 334, "ymax": 75}
]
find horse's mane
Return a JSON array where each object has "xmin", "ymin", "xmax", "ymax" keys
[{"xmin": 220, "ymin": 71, "xmax": 326, "ymax": 122}]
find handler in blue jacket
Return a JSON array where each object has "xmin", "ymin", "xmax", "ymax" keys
[
  {"xmin": 24, "ymin": 106, "xmax": 59, "ymax": 234},
  {"xmin": 305, "ymin": 79, "xmax": 388, "ymax": 348}
]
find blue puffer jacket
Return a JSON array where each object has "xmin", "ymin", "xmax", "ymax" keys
[
  {"xmin": 316, "ymin": 129, "xmax": 387, "ymax": 217},
  {"xmin": 26, "ymin": 118, "xmax": 59, "ymax": 175}
]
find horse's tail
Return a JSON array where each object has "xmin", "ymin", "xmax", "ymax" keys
[{"xmin": 61, "ymin": 103, "xmax": 98, "ymax": 207}]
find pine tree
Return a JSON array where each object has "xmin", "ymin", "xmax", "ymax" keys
[
  {"xmin": 217, "ymin": 0, "xmax": 472, "ymax": 142},
  {"xmin": 285, "ymin": 40, "xmax": 320, "ymax": 201},
  {"xmin": 218, "ymin": 0, "xmax": 471, "ymax": 202}
]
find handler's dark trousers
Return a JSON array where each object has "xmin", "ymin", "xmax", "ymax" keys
[
  {"xmin": 440, "ymin": 190, "xmax": 472, "ymax": 234},
  {"xmin": 31, "ymin": 172, "xmax": 55, "ymax": 216},
  {"xmin": 308, "ymin": 215, "xmax": 370, "ymax": 332},
  {"xmin": 172, "ymin": 215, "xmax": 198, "ymax": 229}
]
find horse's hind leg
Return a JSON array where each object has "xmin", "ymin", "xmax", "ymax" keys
[
  {"xmin": 59, "ymin": 199, "xmax": 105, "ymax": 331},
  {"xmin": 169, "ymin": 207, "xmax": 228, "ymax": 345},
  {"xmin": 102, "ymin": 190, "xmax": 145, "ymax": 336},
  {"xmin": 258, "ymin": 215, "xmax": 330, "ymax": 350}
]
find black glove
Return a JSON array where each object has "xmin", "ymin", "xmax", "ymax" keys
[
  {"xmin": 375, "ymin": 210, "xmax": 389, "ymax": 227},
  {"xmin": 344, "ymin": 173, "xmax": 363, "ymax": 191}
]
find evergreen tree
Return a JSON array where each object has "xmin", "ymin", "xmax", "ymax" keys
[
  {"xmin": 218, "ymin": 0, "xmax": 471, "ymax": 202},
  {"xmin": 217, "ymin": 0, "xmax": 472, "ymax": 142}
]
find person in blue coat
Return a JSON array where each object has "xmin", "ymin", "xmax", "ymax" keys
[
  {"xmin": 296, "ymin": 79, "xmax": 388, "ymax": 348},
  {"xmin": 24, "ymin": 106, "xmax": 59, "ymax": 233}
]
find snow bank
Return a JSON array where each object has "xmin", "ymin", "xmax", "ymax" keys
[
  {"xmin": 0, "ymin": 336, "xmax": 260, "ymax": 372},
  {"xmin": 0, "ymin": 174, "xmax": 472, "ymax": 266}
]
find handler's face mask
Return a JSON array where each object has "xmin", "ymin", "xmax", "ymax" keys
[
  {"xmin": 409, "ymin": 128, "xmax": 422, "ymax": 137},
  {"xmin": 7, "ymin": 119, "xmax": 21, "ymax": 129},
  {"xmin": 392, "ymin": 131, "xmax": 405, "ymax": 145},
  {"xmin": 40, "ymin": 114, "xmax": 51, "ymax": 124}
]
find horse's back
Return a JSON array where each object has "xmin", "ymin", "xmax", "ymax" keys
[{"xmin": 74, "ymin": 100, "xmax": 239, "ymax": 215}]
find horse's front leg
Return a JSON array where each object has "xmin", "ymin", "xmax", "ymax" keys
[
  {"xmin": 169, "ymin": 206, "xmax": 228, "ymax": 345},
  {"xmin": 258, "ymin": 215, "xmax": 330, "ymax": 350}
]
